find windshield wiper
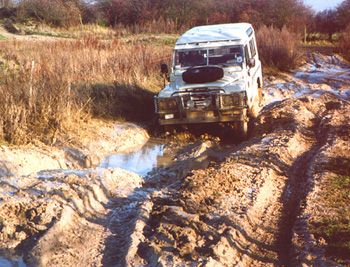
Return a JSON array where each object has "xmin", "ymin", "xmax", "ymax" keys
[{"xmin": 220, "ymin": 63, "xmax": 237, "ymax": 67}]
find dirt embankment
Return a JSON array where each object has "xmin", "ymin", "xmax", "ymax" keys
[
  {"xmin": 138, "ymin": 93, "xmax": 350, "ymax": 266},
  {"xmin": 130, "ymin": 53, "xmax": 350, "ymax": 266}
]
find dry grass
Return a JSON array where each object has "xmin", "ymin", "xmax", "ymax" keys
[
  {"xmin": 257, "ymin": 25, "xmax": 303, "ymax": 71},
  {"xmin": 338, "ymin": 26, "xmax": 350, "ymax": 61},
  {"xmin": 0, "ymin": 36, "xmax": 172, "ymax": 144},
  {"xmin": 12, "ymin": 22, "xmax": 179, "ymax": 44},
  {"xmin": 0, "ymin": 24, "xmax": 309, "ymax": 145},
  {"xmin": 16, "ymin": 23, "xmax": 117, "ymax": 39}
]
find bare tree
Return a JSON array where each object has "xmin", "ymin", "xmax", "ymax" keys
[
  {"xmin": 337, "ymin": 0, "xmax": 350, "ymax": 30},
  {"xmin": 314, "ymin": 9, "xmax": 340, "ymax": 41},
  {"xmin": 1, "ymin": 0, "xmax": 13, "ymax": 8}
]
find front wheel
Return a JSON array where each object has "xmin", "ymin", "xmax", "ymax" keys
[
  {"xmin": 249, "ymin": 94, "xmax": 262, "ymax": 119},
  {"xmin": 162, "ymin": 125, "xmax": 182, "ymax": 135},
  {"xmin": 237, "ymin": 120, "xmax": 249, "ymax": 140}
]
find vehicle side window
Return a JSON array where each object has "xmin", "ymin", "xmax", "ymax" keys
[
  {"xmin": 249, "ymin": 38, "xmax": 256, "ymax": 58},
  {"xmin": 244, "ymin": 45, "xmax": 250, "ymax": 61}
]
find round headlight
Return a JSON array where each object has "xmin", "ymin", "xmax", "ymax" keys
[
  {"xmin": 158, "ymin": 98, "xmax": 178, "ymax": 111},
  {"xmin": 204, "ymin": 99, "xmax": 211, "ymax": 107},
  {"xmin": 187, "ymin": 100, "xmax": 195, "ymax": 108}
]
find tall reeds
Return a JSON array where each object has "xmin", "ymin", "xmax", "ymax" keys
[
  {"xmin": 256, "ymin": 25, "xmax": 302, "ymax": 71},
  {"xmin": 0, "ymin": 37, "xmax": 172, "ymax": 144}
]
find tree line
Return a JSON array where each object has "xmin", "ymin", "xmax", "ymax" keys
[
  {"xmin": 312, "ymin": 0, "xmax": 350, "ymax": 40},
  {"xmin": 1, "ymin": 0, "xmax": 350, "ymax": 36}
]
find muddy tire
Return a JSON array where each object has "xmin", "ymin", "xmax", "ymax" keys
[
  {"xmin": 163, "ymin": 125, "xmax": 177, "ymax": 134},
  {"xmin": 258, "ymin": 86, "xmax": 264, "ymax": 106},
  {"xmin": 237, "ymin": 120, "xmax": 249, "ymax": 140},
  {"xmin": 249, "ymin": 94, "xmax": 261, "ymax": 119}
]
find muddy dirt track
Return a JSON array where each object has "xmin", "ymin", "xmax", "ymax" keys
[{"xmin": 0, "ymin": 53, "xmax": 350, "ymax": 266}]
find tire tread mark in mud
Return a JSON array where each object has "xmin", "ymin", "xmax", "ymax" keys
[{"xmin": 276, "ymin": 119, "xmax": 328, "ymax": 266}]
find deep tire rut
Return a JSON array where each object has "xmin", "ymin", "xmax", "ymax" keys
[{"xmin": 276, "ymin": 118, "xmax": 328, "ymax": 266}]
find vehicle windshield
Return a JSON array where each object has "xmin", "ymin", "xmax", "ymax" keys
[{"xmin": 175, "ymin": 46, "xmax": 244, "ymax": 69}]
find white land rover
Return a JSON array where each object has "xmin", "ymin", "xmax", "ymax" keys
[{"xmin": 155, "ymin": 23, "xmax": 263, "ymax": 138}]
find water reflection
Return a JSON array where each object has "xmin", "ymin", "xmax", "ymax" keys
[
  {"xmin": 0, "ymin": 255, "xmax": 26, "ymax": 267},
  {"xmin": 99, "ymin": 143, "xmax": 168, "ymax": 176}
]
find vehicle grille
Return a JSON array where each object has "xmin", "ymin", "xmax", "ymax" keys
[
  {"xmin": 192, "ymin": 95, "xmax": 213, "ymax": 107},
  {"xmin": 182, "ymin": 94, "xmax": 214, "ymax": 109}
]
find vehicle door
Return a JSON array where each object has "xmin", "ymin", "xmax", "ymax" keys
[
  {"xmin": 247, "ymin": 36, "xmax": 260, "ymax": 104},
  {"xmin": 244, "ymin": 44, "xmax": 254, "ymax": 106}
]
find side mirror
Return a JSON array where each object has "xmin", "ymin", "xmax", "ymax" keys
[
  {"xmin": 160, "ymin": 63, "xmax": 170, "ymax": 85},
  {"xmin": 160, "ymin": 63, "xmax": 169, "ymax": 75},
  {"xmin": 248, "ymin": 58, "xmax": 256, "ymax": 68}
]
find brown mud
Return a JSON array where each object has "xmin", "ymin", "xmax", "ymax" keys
[{"xmin": 0, "ymin": 53, "xmax": 349, "ymax": 266}]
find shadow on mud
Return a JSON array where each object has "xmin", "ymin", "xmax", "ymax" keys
[
  {"xmin": 78, "ymin": 82, "xmax": 156, "ymax": 124},
  {"xmin": 77, "ymin": 82, "xmax": 257, "ymax": 144}
]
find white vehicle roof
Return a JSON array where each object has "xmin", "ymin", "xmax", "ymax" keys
[{"xmin": 175, "ymin": 23, "xmax": 253, "ymax": 49}]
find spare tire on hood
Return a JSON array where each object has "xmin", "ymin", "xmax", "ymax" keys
[{"xmin": 182, "ymin": 66, "xmax": 224, "ymax": 84}]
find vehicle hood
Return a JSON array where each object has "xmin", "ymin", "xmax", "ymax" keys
[
  {"xmin": 173, "ymin": 71, "xmax": 242, "ymax": 90},
  {"xmin": 158, "ymin": 71, "xmax": 245, "ymax": 98}
]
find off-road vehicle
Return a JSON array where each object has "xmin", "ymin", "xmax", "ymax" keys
[{"xmin": 155, "ymin": 23, "xmax": 263, "ymax": 138}]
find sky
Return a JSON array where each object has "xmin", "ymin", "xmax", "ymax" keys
[{"xmin": 304, "ymin": 0, "xmax": 343, "ymax": 11}]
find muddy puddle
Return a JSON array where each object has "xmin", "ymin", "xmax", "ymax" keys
[
  {"xmin": 36, "ymin": 140, "xmax": 172, "ymax": 179},
  {"xmin": 99, "ymin": 140, "xmax": 172, "ymax": 176},
  {"xmin": 0, "ymin": 254, "xmax": 26, "ymax": 267},
  {"xmin": 0, "ymin": 140, "xmax": 173, "ymax": 267}
]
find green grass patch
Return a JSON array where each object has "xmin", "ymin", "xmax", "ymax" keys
[
  {"xmin": 0, "ymin": 34, "xmax": 6, "ymax": 40},
  {"xmin": 306, "ymin": 32, "xmax": 340, "ymax": 43},
  {"xmin": 302, "ymin": 40, "xmax": 335, "ymax": 47}
]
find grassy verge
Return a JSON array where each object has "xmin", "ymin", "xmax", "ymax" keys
[
  {"xmin": 9, "ymin": 22, "xmax": 179, "ymax": 45},
  {"xmin": 19, "ymin": 23, "xmax": 116, "ymax": 39},
  {"xmin": 310, "ymin": 174, "xmax": 350, "ymax": 264},
  {"xmin": 0, "ymin": 34, "xmax": 6, "ymax": 40}
]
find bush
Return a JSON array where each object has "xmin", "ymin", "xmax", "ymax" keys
[
  {"xmin": 338, "ymin": 26, "xmax": 350, "ymax": 61},
  {"xmin": 256, "ymin": 25, "xmax": 302, "ymax": 71},
  {"xmin": 16, "ymin": 0, "xmax": 82, "ymax": 27},
  {"xmin": 0, "ymin": 7, "xmax": 16, "ymax": 18},
  {"xmin": 3, "ymin": 18, "xmax": 20, "ymax": 33}
]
